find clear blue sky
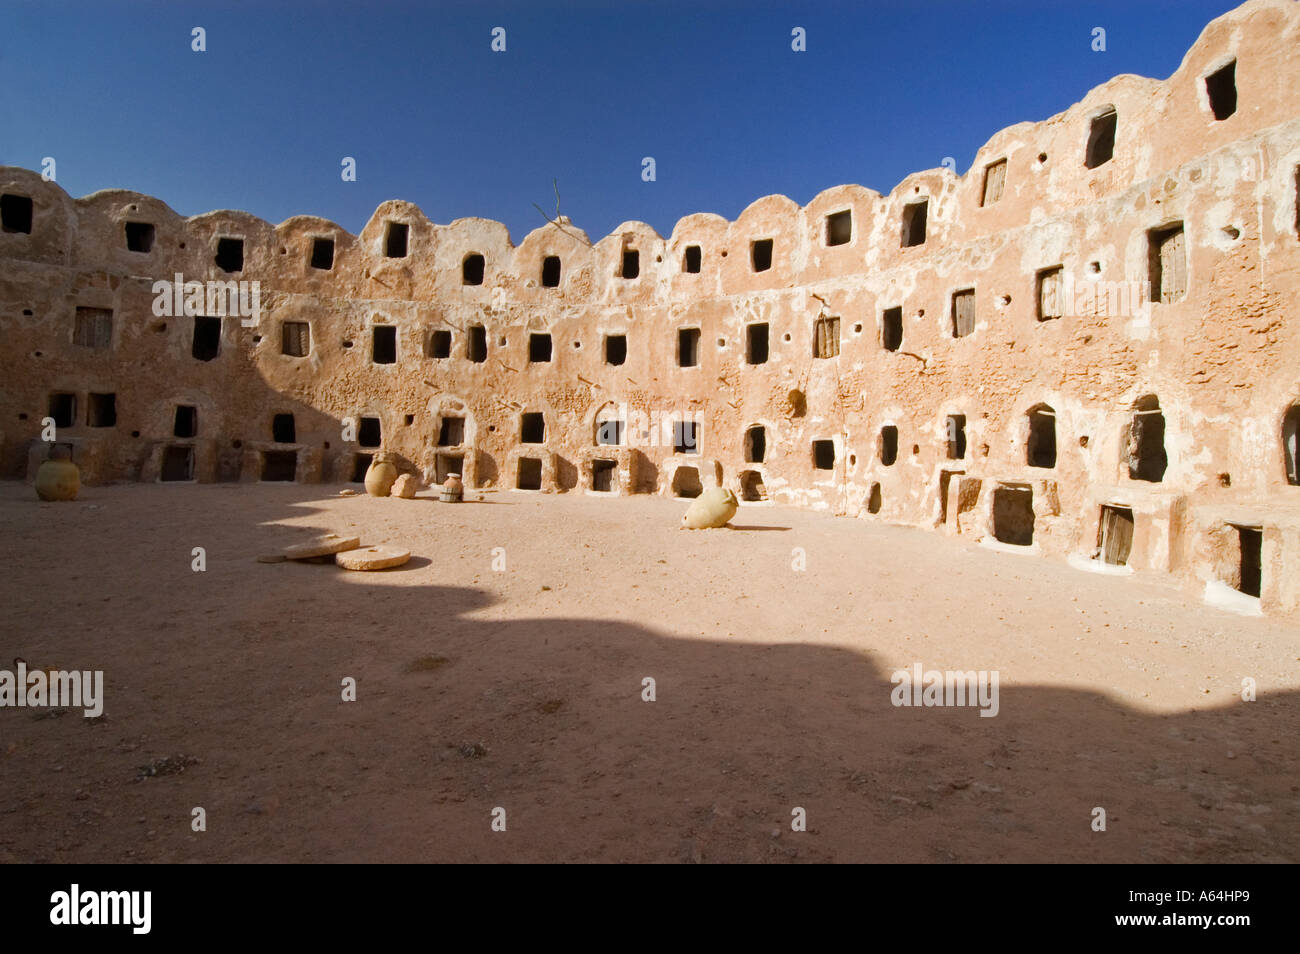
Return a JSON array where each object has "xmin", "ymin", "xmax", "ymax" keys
[{"xmin": 1, "ymin": 0, "xmax": 1241, "ymax": 242}]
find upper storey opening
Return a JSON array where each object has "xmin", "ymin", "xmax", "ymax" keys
[{"xmin": 1085, "ymin": 108, "xmax": 1117, "ymax": 169}]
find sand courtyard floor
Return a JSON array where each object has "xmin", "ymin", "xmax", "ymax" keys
[{"xmin": 1, "ymin": 482, "xmax": 1298, "ymax": 863}]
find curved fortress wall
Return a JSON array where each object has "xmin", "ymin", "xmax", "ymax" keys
[{"xmin": 2, "ymin": 0, "xmax": 1299, "ymax": 614}]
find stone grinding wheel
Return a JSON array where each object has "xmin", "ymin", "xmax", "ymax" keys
[
  {"xmin": 283, "ymin": 534, "xmax": 361, "ymax": 560},
  {"xmin": 335, "ymin": 545, "xmax": 411, "ymax": 571}
]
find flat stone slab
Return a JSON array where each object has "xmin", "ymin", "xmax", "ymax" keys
[
  {"xmin": 256, "ymin": 554, "xmax": 288, "ymax": 564},
  {"xmin": 284, "ymin": 534, "xmax": 361, "ymax": 560},
  {"xmin": 335, "ymin": 545, "xmax": 411, "ymax": 571}
]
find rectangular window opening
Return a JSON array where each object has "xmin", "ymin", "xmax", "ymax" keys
[
  {"xmin": 952, "ymin": 289, "xmax": 976, "ymax": 338},
  {"xmin": 739, "ymin": 470, "xmax": 767, "ymax": 502},
  {"xmin": 310, "ymin": 237, "xmax": 335, "ymax": 270},
  {"xmin": 683, "ymin": 245, "xmax": 702, "ymax": 273},
  {"xmin": 946, "ymin": 414, "xmax": 967, "ymax": 460},
  {"xmin": 673, "ymin": 421, "xmax": 699, "ymax": 455},
  {"xmin": 192, "ymin": 315, "xmax": 221, "ymax": 361},
  {"xmin": 358, "ymin": 416, "xmax": 382, "ymax": 449},
  {"xmin": 746, "ymin": 323, "xmax": 769, "ymax": 364},
  {"xmin": 462, "ymin": 253, "xmax": 485, "ymax": 286},
  {"xmin": 438, "ymin": 416, "xmax": 465, "ymax": 447},
  {"xmin": 261, "ymin": 450, "xmax": 297, "ymax": 482},
  {"xmin": 671, "ymin": 466, "xmax": 702, "ymax": 498},
  {"xmin": 813, "ymin": 316, "xmax": 840, "ymax": 359},
  {"xmin": 517, "ymin": 457, "xmax": 543, "ymax": 490},
  {"xmin": 468, "ymin": 324, "xmax": 487, "ymax": 363},
  {"xmin": 750, "ymin": 238, "xmax": 773, "ymax": 272},
  {"xmin": 981, "ymin": 159, "xmax": 1007, "ymax": 206},
  {"xmin": 214, "ymin": 237, "xmax": 244, "ymax": 273},
  {"xmin": 521, "ymin": 412, "xmax": 545, "ymax": 444},
  {"xmin": 73, "ymin": 307, "xmax": 113, "ymax": 349},
  {"xmin": 1037, "ymin": 267, "xmax": 1064, "ymax": 321},
  {"xmin": 372, "ymin": 324, "xmax": 397, "ymax": 364},
  {"xmin": 435, "ymin": 453, "xmax": 463, "ymax": 484},
  {"xmin": 812, "ymin": 439, "xmax": 835, "ymax": 470},
  {"xmin": 1149, "ymin": 223, "xmax": 1186, "ymax": 304},
  {"xmin": 1206, "ymin": 61, "xmax": 1237, "ymax": 121},
  {"xmin": 592, "ymin": 459, "xmax": 617, "ymax": 493},
  {"xmin": 87, "ymin": 393, "xmax": 116, "ymax": 428},
  {"xmin": 1232, "ymin": 525, "xmax": 1263, "ymax": 598},
  {"xmin": 384, "ymin": 222, "xmax": 409, "ymax": 258},
  {"xmin": 620, "ymin": 248, "xmax": 640, "ymax": 279},
  {"xmin": 541, "ymin": 255, "xmax": 561, "ymax": 287},
  {"xmin": 282, "ymin": 321, "xmax": 310, "ymax": 357},
  {"xmin": 174, "ymin": 405, "xmax": 197, "ymax": 439},
  {"xmin": 882, "ymin": 306, "xmax": 903, "ymax": 352},
  {"xmin": 529, "ymin": 332, "xmax": 552, "ymax": 363},
  {"xmin": 596, "ymin": 419, "xmax": 624, "ymax": 446},
  {"xmin": 880, "ymin": 426, "xmax": 898, "ymax": 466},
  {"xmin": 993, "ymin": 484, "xmax": 1035, "ymax": 546},
  {"xmin": 901, "ymin": 200, "xmax": 928, "ymax": 247},
  {"xmin": 678, "ymin": 328, "xmax": 700, "ymax": 368},
  {"xmin": 161, "ymin": 445, "xmax": 195, "ymax": 482},
  {"xmin": 125, "ymin": 221, "xmax": 155, "ymax": 253},
  {"xmin": 604, "ymin": 334, "xmax": 627, "ymax": 366},
  {"xmin": 1085, "ymin": 109, "xmax": 1117, "ymax": 169},
  {"xmin": 350, "ymin": 453, "xmax": 373, "ymax": 483},
  {"xmin": 1098, "ymin": 506, "xmax": 1134, "ymax": 566},
  {"xmin": 826, "ymin": 210, "xmax": 852, "ymax": 246},
  {"xmin": 272, "ymin": 413, "xmax": 296, "ymax": 444},
  {"xmin": 1, "ymin": 194, "xmax": 33, "ymax": 234},
  {"xmin": 429, "ymin": 329, "xmax": 452, "ymax": 359}
]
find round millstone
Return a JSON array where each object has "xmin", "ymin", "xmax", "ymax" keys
[
  {"xmin": 335, "ymin": 545, "xmax": 411, "ymax": 571},
  {"xmin": 284, "ymin": 534, "xmax": 361, "ymax": 560}
]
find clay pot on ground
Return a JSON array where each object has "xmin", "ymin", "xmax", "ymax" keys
[
  {"xmin": 682, "ymin": 487, "xmax": 738, "ymax": 529},
  {"xmin": 35, "ymin": 446, "xmax": 80, "ymax": 502},
  {"xmin": 364, "ymin": 457, "xmax": 398, "ymax": 497},
  {"xmin": 441, "ymin": 473, "xmax": 463, "ymax": 503}
]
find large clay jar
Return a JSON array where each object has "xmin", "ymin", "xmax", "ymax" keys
[
  {"xmin": 364, "ymin": 457, "xmax": 398, "ymax": 497},
  {"xmin": 35, "ymin": 446, "xmax": 80, "ymax": 502},
  {"xmin": 681, "ymin": 487, "xmax": 738, "ymax": 529},
  {"xmin": 441, "ymin": 473, "xmax": 463, "ymax": 503}
]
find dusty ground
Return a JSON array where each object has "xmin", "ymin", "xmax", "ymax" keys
[{"xmin": 1, "ymin": 482, "xmax": 1298, "ymax": 863}]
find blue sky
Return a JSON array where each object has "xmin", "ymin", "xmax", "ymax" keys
[{"xmin": 1, "ymin": 0, "xmax": 1240, "ymax": 243}]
